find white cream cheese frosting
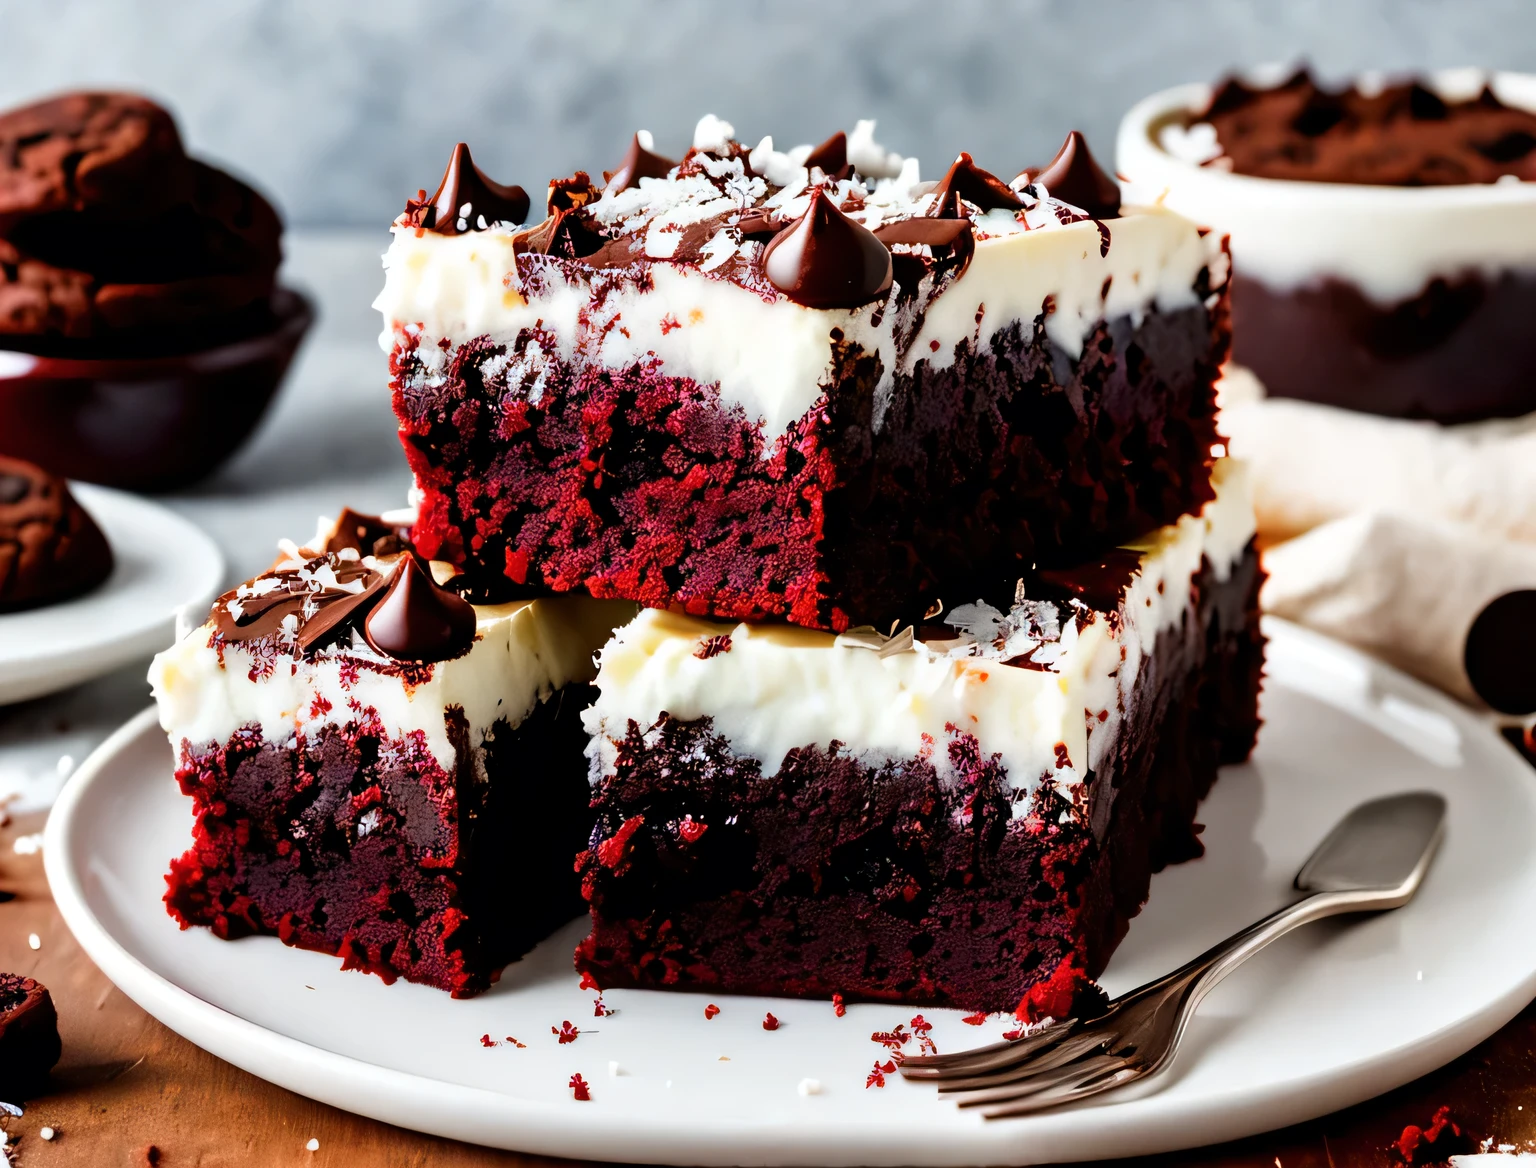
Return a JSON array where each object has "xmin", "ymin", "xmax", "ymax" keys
[
  {"xmin": 583, "ymin": 459, "xmax": 1255, "ymax": 812},
  {"xmin": 150, "ymin": 550, "xmax": 633, "ymax": 774},
  {"xmin": 375, "ymin": 117, "xmax": 1225, "ymax": 443}
]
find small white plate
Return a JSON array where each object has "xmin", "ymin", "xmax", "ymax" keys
[
  {"xmin": 44, "ymin": 620, "xmax": 1536, "ymax": 1166},
  {"xmin": 0, "ymin": 485, "xmax": 223, "ymax": 706}
]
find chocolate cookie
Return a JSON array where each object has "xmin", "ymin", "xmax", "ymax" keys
[
  {"xmin": 0, "ymin": 92, "xmax": 283, "ymax": 344},
  {"xmin": 0, "ymin": 236, "xmax": 93, "ymax": 338},
  {"xmin": 0, "ymin": 455, "xmax": 113, "ymax": 613},
  {"xmin": 0, "ymin": 92, "xmax": 188, "ymax": 232},
  {"xmin": 0, "ymin": 974, "xmax": 61, "ymax": 1100}
]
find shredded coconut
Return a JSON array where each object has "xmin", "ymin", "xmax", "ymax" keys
[{"xmin": 692, "ymin": 113, "xmax": 736, "ymax": 154}]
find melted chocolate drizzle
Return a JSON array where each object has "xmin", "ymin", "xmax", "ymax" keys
[
  {"xmin": 212, "ymin": 557, "xmax": 386, "ymax": 654},
  {"xmin": 926, "ymin": 153, "xmax": 1023, "ymax": 218},
  {"xmin": 1033, "ymin": 547, "xmax": 1143, "ymax": 613},
  {"xmin": 873, "ymin": 216, "xmax": 976, "ymax": 282},
  {"xmin": 804, "ymin": 132, "xmax": 853, "ymax": 180},
  {"xmin": 873, "ymin": 218, "xmax": 972, "ymax": 248},
  {"xmin": 324, "ymin": 508, "xmax": 409, "ymax": 559},
  {"xmin": 411, "ymin": 142, "xmax": 530, "ymax": 235},
  {"xmin": 735, "ymin": 206, "xmax": 784, "ymax": 237},
  {"xmin": 761, "ymin": 187, "xmax": 892, "ymax": 310},
  {"xmin": 606, "ymin": 133, "xmax": 677, "ymax": 192},
  {"xmin": 364, "ymin": 554, "xmax": 478, "ymax": 663},
  {"xmin": 1027, "ymin": 131, "xmax": 1121, "ymax": 219},
  {"xmin": 518, "ymin": 172, "xmax": 606, "ymax": 258}
]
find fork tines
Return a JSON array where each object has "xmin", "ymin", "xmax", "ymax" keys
[{"xmin": 897, "ymin": 1018, "xmax": 1078, "ymax": 1081}]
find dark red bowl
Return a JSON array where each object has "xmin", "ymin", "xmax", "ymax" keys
[{"xmin": 0, "ymin": 287, "xmax": 314, "ymax": 491}]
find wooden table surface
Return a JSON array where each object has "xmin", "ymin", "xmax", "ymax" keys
[{"xmin": 2, "ymin": 809, "xmax": 1533, "ymax": 1168}]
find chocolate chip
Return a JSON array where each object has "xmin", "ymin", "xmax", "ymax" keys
[
  {"xmin": 1027, "ymin": 131, "xmax": 1121, "ymax": 219},
  {"xmin": 925, "ymin": 153, "xmax": 1021, "ymax": 219},
  {"xmin": 1465, "ymin": 589, "xmax": 1536, "ymax": 715},
  {"xmin": 410, "ymin": 142, "xmax": 529, "ymax": 235},
  {"xmin": 762, "ymin": 187, "xmax": 892, "ymax": 310},
  {"xmin": 364, "ymin": 555, "xmax": 477, "ymax": 663}
]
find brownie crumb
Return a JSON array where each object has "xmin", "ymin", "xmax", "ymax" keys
[
  {"xmin": 0, "ymin": 973, "xmax": 61, "ymax": 1101},
  {"xmin": 1394, "ymin": 1106, "xmax": 1476, "ymax": 1164}
]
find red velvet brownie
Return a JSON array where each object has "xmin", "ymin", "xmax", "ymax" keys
[
  {"xmin": 377, "ymin": 118, "xmax": 1230, "ymax": 631},
  {"xmin": 576, "ymin": 459, "xmax": 1262, "ymax": 1019},
  {"xmin": 149, "ymin": 513, "xmax": 633, "ymax": 996}
]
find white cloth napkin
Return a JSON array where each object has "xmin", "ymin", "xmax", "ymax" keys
[{"xmin": 1219, "ymin": 368, "xmax": 1536, "ymax": 706}]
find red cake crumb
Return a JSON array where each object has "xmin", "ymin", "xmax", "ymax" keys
[
  {"xmin": 506, "ymin": 1036, "xmax": 527, "ymax": 1048},
  {"xmin": 553, "ymin": 1020, "xmax": 580, "ymax": 1044},
  {"xmin": 1014, "ymin": 953, "xmax": 1106, "ymax": 1025},
  {"xmin": 704, "ymin": 1003, "xmax": 720, "ymax": 1020},
  {"xmin": 1001, "ymin": 1029, "xmax": 1025, "ymax": 1041},
  {"xmin": 593, "ymin": 997, "xmax": 614, "ymax": 1017},
  {"xmin": 595, "ymin": 815, "xmax": 645, "ymax": 870},
  {"xmin": 871, "ymin": 1024, "xmax": 909, "ymax": 1051},
  {"xmin": 832, "ymin": 993, "xmax": 845, "ymax": 1017},
  {"xmin": 579, "ymin": 971, "xmax": 600, "ymax": 991},
  {"xmin": 479, "ymin": 1033, "xmax": 497, "ymax": 1047},
  {"xmin": 1394, "ymin": 1106, "xmax": 1475, "ymax": 1164},
  {"xmin": 961, "ymin": 1012, "xmax": 988, "ymax": 1025},
  {"xmin": 762, "ymin": 1012, "xmax": 780, "ymax": 1031},
  {"xmin": 694, "ymin": 635, "xmax": 732, "ymax": 659},
  {"xmin": 910, "ymin": 1015, "xmax": 937, "ymax": 1056},
  {"xmin": 866, "ymin": 1059, "xmax": 897, "ymax": 1089},
  {"xmin": 569, "ymin": 1073, "xmax": 591, "ymax": 1101}
]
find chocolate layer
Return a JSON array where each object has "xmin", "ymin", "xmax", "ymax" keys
[
  {"xmin": 164, "ymin": 684, "xmax": 597, "ymax": 997},
  {"xmin": 396, "ymin": 298, "xmax": 1224, "ymax": 631},
  {"xmin": 575, "ymin": 545, "xmax": 1264, "ymax": 1017},
  {"xmin": 1231, "ymin": 268, "xmax": 1536, "ymax": 422}
]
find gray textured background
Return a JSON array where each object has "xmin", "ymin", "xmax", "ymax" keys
[{"xmin": 4, "ymin": 0, "xmax": 1534, "ymax": 227}]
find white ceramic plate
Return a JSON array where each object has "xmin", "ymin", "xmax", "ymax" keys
[
  {"xmin": 0, "ymin": 485, "xmax": 223, "ymax": 706},
  {"xmin": 44, "ymin": 619, "xmax": 1536, "ymax": 1166}
]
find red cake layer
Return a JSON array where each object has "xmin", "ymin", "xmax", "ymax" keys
[
  {"xmin": 574, "ymin": 545, "xmax": 1263, "ymax": 1018},
  {"xmin": 165, "ymin": 686, "xmax": 595, "ymax": 997},
  {"xmin": 393, "ymin": 297, "xmax": 1225, "ymax": 632}
]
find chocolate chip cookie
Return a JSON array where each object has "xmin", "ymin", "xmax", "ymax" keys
[
  {"xmin": 0, "ymin": 455, "xmax": 113, "ymax": 612},
  {"xmin": 0, "ymin": 91, "xmax": 282, "ymax": 345}
]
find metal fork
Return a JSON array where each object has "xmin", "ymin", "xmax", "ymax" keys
[{"xmin": 899, "ymin": 792, "xmax": 1447, "ymax": 1119}]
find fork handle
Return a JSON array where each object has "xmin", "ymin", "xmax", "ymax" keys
[{"xmin": 1119, "ymin": 884, "xmax": 1405, "ymax": 1052}]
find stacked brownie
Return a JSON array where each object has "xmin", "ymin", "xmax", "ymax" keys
[
  {"xmin": 151, "ymin": 511, "xmax": 634, "ymax": 995},
  {"xmin": 577, "ymin": 459, "xmax": 1261, "ymax": 1018},
  {"xmin": 377, "ymin": 120, "xmax": 1227, "ymax": 631},
  {"xmin": 155, "ymin": 115, "xmax": 1262, "ymax": 1017}
]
